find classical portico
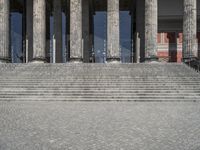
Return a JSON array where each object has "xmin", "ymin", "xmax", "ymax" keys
[
  {"xmin": 0, "ymin": 0, "xmax": 200, "ymax": 63},
  {"xmin": 1, "ymin": 2, "xmax": 200, "ymax": 148}
]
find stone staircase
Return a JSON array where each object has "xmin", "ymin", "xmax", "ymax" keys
[{"xmin": 0, "ymin": 63, "xmax": 200, "ymax": 102}]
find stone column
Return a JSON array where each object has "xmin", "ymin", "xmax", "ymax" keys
[
  {"xmin": 70, "ymin": 0, "xmax": 83, "ymax": 62},
  {"xmin": 107, "ymin": 0, "xmax": 120, "ymax": 63},
  {"xmin": 145, "ymin": 0, "xmax": 158, "ymax": 62},
  {"xmin": 33, "ymin": 0, "xmax": 46, "ymax": 62},
  {"xmin": 54, "ymin": 0, "xmax": 62, "ymax": 63},
  {"xmin": 0, "ymin": 0, "xmax": 10, "ymax": 62},
  {"xmin": 82, "ymin": 0, "xmax": 90, "ymax": 62},
  {"xmin": 183, "ymin": 0, "xmax": 197, "ymax": 60}
]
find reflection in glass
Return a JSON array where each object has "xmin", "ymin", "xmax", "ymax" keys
[
  {"xmin": 120, "ymin": 11, "xmax": 132, "ymax": 63},
  {"xmin": 48, "ymin": 1, "xmax": 68, "ymax": 63},
  {"xmin": 11, "ymin": 13, "xmax": 23, "ymax": 63},
  {"xmin": 94, "ymin": 12, "xmax": 107, "ymax": 63},
  {"xmin": 10, "ymin": 0, "xmax": 25, "ymax": 63}
]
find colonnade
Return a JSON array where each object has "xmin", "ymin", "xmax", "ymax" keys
[{"xmin": 0, "ymin": 0, "xmax": 198, "ymax": 63}]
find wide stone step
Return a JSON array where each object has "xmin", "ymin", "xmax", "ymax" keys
[
  {"xmin": 1, "ymin": 86, "xmax": 199, "ymax": 89},
  {"xmin": 1, "ymin": 84, "xmax": 200, "ymax": 87},
  {"xmin": 0, "ymin": 63, "xmax": 199, "ymax": 102},
  {"xmin": 1, "ymin": 94, "xmax": 199, "ymax": 99},
  {"xmin": 1, "ymin": 80, "xmax": 200, "ymax": 82},
  {"xmin": 1, "ymin": 77, "xmax": 199, "ymax": 79},
  {"xmin": 1, "ymin": 89, "xmax": 199, "ymax": 93},
  {"xmin": 0, "ymin": 97, "xmax": 199, "ymax": 102}
]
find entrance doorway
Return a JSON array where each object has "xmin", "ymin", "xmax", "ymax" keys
[
  {"xmin": 92, "ymin": 0, "xmax": 107, "ymax": 63},
  {"xmin": 119, "ymin": 0, "xmax": 134, "ymax": 63},
  {"xmin": 10, "ymin": 0, "xmax": 26, "ymax": 63}
]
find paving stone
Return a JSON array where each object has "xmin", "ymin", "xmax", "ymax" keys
[{"xmin": 0, "ymin": 102, "xmax": 200, "ymax": 150}]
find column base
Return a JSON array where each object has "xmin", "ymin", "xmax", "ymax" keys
[
  {"xmin": 31, "ymin": 58, "xmax": 47, "ymax": 63},
  {"xmin": 69, "ymin": 58, "xmax": 83, "ymax": 63},
  {"xmin": 145, "ymin": 56, "xmax": 159, "ymax": 63},
  {"xmin": 182, "ymin": 57, "xmax": 197, "ymax": 63},
  {"xmin": 0, "ymin": 57, "xmax": 11, "ymax": 63},
  {"xmin": 106, "ymin": 58, "xmax": 121, "ymax": 63}
]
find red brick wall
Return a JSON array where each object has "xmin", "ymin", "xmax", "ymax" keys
[
  {"xmin": 156, "ymin": 32, "xmax": 199, "ymax": 62},
  {"xmin": 157, "ymin": 32, "xmax": 182, "ymax": 63}
]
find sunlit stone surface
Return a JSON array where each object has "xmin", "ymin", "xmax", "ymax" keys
[{"xmin": 0, "ymin": 63, "xmax": 200, "ymax": 149}]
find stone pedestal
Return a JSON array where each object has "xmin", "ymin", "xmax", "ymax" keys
[
  {"xmin": 33, "ymin": 0, "xmax": 46, "ymax": 62},
  {"xmin": 0, "ymin": 0, "xmax": 10, "ymax": 62},
  {"xmin": 145, "ymin": 0, "xmax": 158, "ymax": 62},
  {"xmin": 183, "ymin": 0, "xmax": 197, "ymax": 60},
  {"xmin": 70, "ymin": 0, "xmax": 83, "ymax": 62},
  {"xmin": 107, "ymin": 0, "xmax": 120, "ymax": 63}
]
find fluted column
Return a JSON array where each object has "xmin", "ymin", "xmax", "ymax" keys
[
  {"xmin": 33, "ymin": 0, "xmax": 46, "ymax": 62},
  {"xmin": 145, "ymin": 0, "xmax": 158, "ymax": 61},
  {"xmin": 183, "ymin": 0, "xmax": 197, "ymax": 60},
  {"xmin": 70, "ymin": 0, "xmax": 83, "ymax": 62},
  {"xmin": 0, "ymin": 0, "xmax": 10, "ymax": 62},
  {"xmin": 54, "ymin": 0, "xmax": 62, "ymax": 63},
  {"xmin": 107, "ymin": 0, "xmax": 120, "ymax": 63}
]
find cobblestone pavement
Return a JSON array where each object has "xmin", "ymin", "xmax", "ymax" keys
[{"xmin": 0, "ymin": 101, "xmax": 200, "ymax": 150}]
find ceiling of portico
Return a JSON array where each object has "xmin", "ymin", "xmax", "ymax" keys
[{"xmin": 10, "ymin": 0, "xmax": 200, "ymax": 19}]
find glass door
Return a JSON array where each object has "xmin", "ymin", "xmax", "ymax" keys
[
  {"xmin": 10, "ymin": 0, "xmax": 25, "ymax": 63},
  {"xmin": 93, "ymin": 0, "xmax": 107, "ymax": 63},
  {"xmin": 119, "ymin": 0, "xmax": 134, "ymax": 63}
]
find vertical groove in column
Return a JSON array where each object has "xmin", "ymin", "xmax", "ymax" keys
[
  {"xmin": 145, "ymin": 0, "xmax": 158, "ymax": 60},
  {"xmin": 70, "ymin": 0, "xmax": 83, "ymax": 62},
  {"xmin": 183, "ymin": 0, "xmax": 197, "ymax": 59},
  {"xmin": 54, "ymin": 0, "xmax": 62, "ymax": 63},
  {"xmin": 33, "ymin": 0, "xmax": 46, "ymax": 61},
  {"xmin": 0, "ymin": 0, "xmax": 10, "ymax": 62},
  {"xmin": 107, "ymin": 0, "xmax": 120, "ymax": 62}
]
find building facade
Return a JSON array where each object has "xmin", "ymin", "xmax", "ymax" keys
[{"xmin": 0, "ymin": 0, "xmax": 200, "ymax": 63}]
